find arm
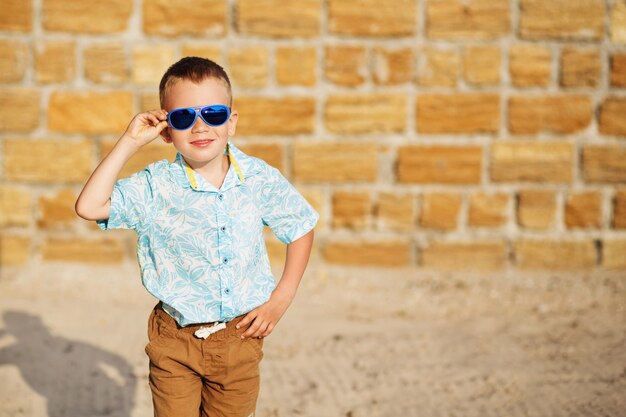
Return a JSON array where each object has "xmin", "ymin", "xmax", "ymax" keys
[
  {"xmin": 75, "ymin": 110, "xmax": 168, "ymax": 221},
  {"xmin": 238, "ymin": 229, "xmax": 315, "ymax": 339}
]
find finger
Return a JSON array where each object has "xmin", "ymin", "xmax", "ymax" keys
[
  {"xmin": 261, "ymin": 323, "xmax": 275, "ymax": 337},
  {"xmin": 150, "ymin": 109, "xmax": 168, "ymax": 120},
  {"xmin": 256, "ymin": 321, "xmax": 270, "ymax": 337},
  {"xmin": 254, "ymin": 320, "xmax": 271, "ymax": 338},
  {"xmin": 236, "ymin": 312, "xmax": 255, "ymax": 330},
  {"xmin": 242, "ymin": 319, "xmax": 263, "ymax": 339},
  {"xmin": 147, "ymin": 114, "xmax": 160, "ymax": 126},
  {"xmin": 155, "ymin": 120, "xmax": 168, "ymax": 133}
]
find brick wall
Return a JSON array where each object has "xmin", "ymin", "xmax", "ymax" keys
[{"xmin": 1, "ymin": 0, "xmax": 626, "ymax": 271}]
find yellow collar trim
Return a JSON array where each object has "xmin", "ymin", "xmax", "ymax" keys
[
  {"xmin": 184, "ymin": 162, "xmax": 198, "ymax": 189},
  {"xmin": 183, "ymin": 144, "xmax": 244, "ymax": 190}
]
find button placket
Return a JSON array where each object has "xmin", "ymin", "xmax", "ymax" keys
[{"xmin": 215, "ymin": 191, "xmax": 234, "ymax": 312}]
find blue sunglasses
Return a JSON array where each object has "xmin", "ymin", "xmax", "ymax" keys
[{"xmin": 167, "ymin": 104, "xmax": 231, "ymax": 130}]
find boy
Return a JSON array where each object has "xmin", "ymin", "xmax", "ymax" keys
[{"xmin": 75, "ymin": 57, "xmax": 319, "ymax": 417}]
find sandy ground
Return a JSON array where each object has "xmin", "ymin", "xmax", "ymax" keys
[{"xmin": 0, "ymin": 261, "xmax": 624, "ymax": 417}]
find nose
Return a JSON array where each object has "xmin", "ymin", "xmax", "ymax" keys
[{"xmin": 190, "ymin": 112, "xmax": 210, "ymax": 132}]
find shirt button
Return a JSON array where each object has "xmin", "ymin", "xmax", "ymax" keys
[
  {"xmin": 218, "ymin": 193, "xmax": 224, "ymax": 200},
  {"xmin": 224, "ymin": 288, "xmax": 230, "ymax": 294},
  {"xmin": 223, "ymin": 257, "xmax": 228, "ymax": 264},
  {"xmin": 220, "ymin": 226, "xmax": 226, "ymax": 232}
]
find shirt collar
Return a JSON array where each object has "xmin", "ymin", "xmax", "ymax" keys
[{"xmin": 170, "ymin": 141, "xmax": 262, "ymax": 192}]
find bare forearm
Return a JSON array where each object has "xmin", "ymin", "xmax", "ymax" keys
[
  {"xmin": 273, "ymin": 229, "xmax": 315, "ymax": 300},
  {"xmin": 75, "ymin": 135, "xmax": 139, "ymax": 220}
]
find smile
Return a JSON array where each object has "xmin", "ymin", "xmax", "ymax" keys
[{"xmin": 190, "ymin": 139, "xmax": 215, "ymax": 147}]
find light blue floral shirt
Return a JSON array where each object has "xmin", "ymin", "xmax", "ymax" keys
[{"xmin": 96, "ymin": 141, "xmax": 319, "ymax": 326}]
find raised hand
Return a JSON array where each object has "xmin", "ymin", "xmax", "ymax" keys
[{"xmin": 122, "ymin": 109, "xmax": 169, "ymax": 148}]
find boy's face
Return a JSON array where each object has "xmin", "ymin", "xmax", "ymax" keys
[{"xmin": 161, "ymin": 77, "xmax": 238, "ymax": 166}]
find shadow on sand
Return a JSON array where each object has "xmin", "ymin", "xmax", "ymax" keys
[{"xmin": 0, "ymin": 310, "xmax": 136, "ymax": 417}]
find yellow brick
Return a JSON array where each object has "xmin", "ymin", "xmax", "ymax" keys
[
  {"xmin": 140, "ymin": 93, "xmax": 161, "ymax": 112},
  {"xmin": 181, "ymin": 45, "xmax": 222, "ymax": 63},
  {"xmin": 611, "ymin": 1, "xmax": 626, "ymax": 44},
  {"xmin": 293, "ymin": 142, "xmax": 378, "ymax": 182},
  {"xmin": 583, "ymin": 145, "xmax": 626, "ymax": 183},
  {"xmin": 561, "ymin": 48, "xmax": 601, "ymax": 87},
  {"xmin": 515, "ymin": 240, "xmax": 596, "ymax": 269},
  {"xmin": 376, "ymin": 192, "xmax": 415, "ymax": 231},
  {"xmin": 426, "ymin": 0, "xmax": 510, "ymax": 40},
  {"xmin": 610, "ymin": 54, "xmax": 626, "ymax": 87},
  {"xmin": 328, "ymin": 0, "xmax": 416, "ymax": 37},
  {"xmin": 42, "ymin": 237, "xmax": 125, "ymax": 263},
  {"xmin": 332, "ymin": 191, "xmax": 371, "ymax": 229},
  {"xmin": 491, "ymin": 142, "xmax": 573, "ymax": 183},
  {"xmin": 419, "ymin": 193, "xmax": 462, "ymax": 230},
  {"xmin": 509, "ymin": 44, "xmax": 551, "ymax": 87},
  {"xmin": 372, "ymin": 48, "xmax": 413, "ymax": 86},
  {"xmin": 236, "ymin": 143, "xmax": 284, "ymax": 172},
  {"xmin": 38, "ymin": 188, "xmax": 78, "ymax": 229},
  {"xmin": 565, "ymin": 191, "xmax": 602, "ymax": 229},
  {"xmin": 0, "ymin": 40, "xmax": 28, "ymax": 82},
  {"xmin": 143, "ymin": 0, "xmax": 227, "ymax": 36},
  {"xmin": 227, "ymin": 47, "xmax": 269, "ymax": 88},
  {"xmin": 0, "ymin": 186, "xmax": 32, "ymax": 228},
  {"xmin": 463, "ymin": 45, "xmax": 501, "ymax": 86},
  {"xmin": 599, "ymin": 98, "xmax": 626, "ymax": 136},
  {"xmin": 398, "ymin": 145, "xmax": 482, "ymax": 184},
  {"xmin": 5, "ymin": 139, "xmax": 93, "ymax": 183},
  {"xmin": 324, "ymin": 46, "xmax": 367, "ymax": 87},
  {"xmin": 416, "ymin": 47, "xmax": 460, "ymax": 87},
  {"xmin": 517, "ymin": 190, "xmax": 556, "ymax": 230},
  {"xmin": 326, "ymin": 94, "xmax": 406, "ymax": 134},
  {"xmin": 421, "ymin": 241, "xmax": 507, "ymax": 270},
  {"xmin": 132, "ymin": 44, "xmax": 177, "ymax": 86},
  {"xmin": 43, "ymin": 0, "xmax": 132, "ymax": 33},
  {"xmin": 613, "ymin": 190, "xmax": 626, "ymax": 229},
  {"xmin": 519, "ymin": 0, "xmax": 604, "ymax": 40},
  {"xmin": 323, "ymin": 240, "xmax": 411, "ymax": 267},
  {"xmin": 0, "ymin": 235, "xmax": 30, "ymax": 267},
  {"xmin": 416, "ymin": 93, "xmax": 499, "ymax": 134},
  {"xmin": 236, "ymin": 97, "xmax": 315, "ymax": 135},
  {"xmin": 468, "ymin": 192, "xmax": 509, "ymax": 227},
  {"xmin": 0, "ymin": 0, "xmax": 32, "ymax": 31},
  {"xmin": 603, "ymin": 240, "xmax": 626, "ymax": 269},
  {"xmin": 236, "ymin": 0, "xmax": 321, "ymax": 37},
  {"xmin": 35, "ymin": 41, "xmax": 75, "ymax": 83},
  {"xmin": 100, "ymin": 139, "xmax": 176, "ymax": 179},
  {"xmin": 276, "ymin": 47, "xmax": 316, "ymax": 86},
  {"xmin": 508, "ymin": 96, "xmax": 592, "ymax": 134},
  {"xmin": 0, "ymin": 89, "xmax": 40, "ymax": 132},
  {"xmin": 84, "ymin": 43, "xmax": 128, "ymax": 84},
  {"xmin": 48, "ymin": 91, "xmax": 133, "ymax": 134}
]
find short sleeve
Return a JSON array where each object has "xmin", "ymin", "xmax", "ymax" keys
[
  {"xmin": 96, "ymin": 169, "xmax": 156, "ymax": 231},
  {"xmin": 260, "ymin": 167, "xmax": 319, "ymax": 244}
]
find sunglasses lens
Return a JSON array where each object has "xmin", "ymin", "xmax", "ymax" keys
[
  {"xmin": 200, "ymin": 106, "xmax": 229, "ymax": 126},
  {"xmin": 170, "ymin": 108, "xmax": 196, "ymax": 129}
]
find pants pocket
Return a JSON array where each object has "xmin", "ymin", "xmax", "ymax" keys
[
  {"xmin": 145, "ymin": 307, "xmax": 177, "ymax": 358},
  {"xmin": 241, "ymin": 336, "xmax": 264, "ymax": 361}
]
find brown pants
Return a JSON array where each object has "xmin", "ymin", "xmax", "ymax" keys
[{"xmin": 145, "ymin": 302, "xmax": 264, "ymax": 417}]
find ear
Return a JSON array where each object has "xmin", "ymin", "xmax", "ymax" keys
[
  {"xmin": 228, "ymin": 110, "xmax": 238, "ymax": 137},
  {"xmin": 161, "ymin": 126, "xmax": 172, "ymax": 143}
]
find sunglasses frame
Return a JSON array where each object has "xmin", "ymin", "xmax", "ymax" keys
[{"xmin": 167, "ymin": 104, "xmax": 232, "ymax": 130}]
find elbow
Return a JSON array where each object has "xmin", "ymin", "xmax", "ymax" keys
[
  {"xmin": 74, "ymin": 199, "xmax": 104, "ymax": 221},
  {"xmin": 74, "ymin": 200, "xmax": 90, "ymax": 220}
]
